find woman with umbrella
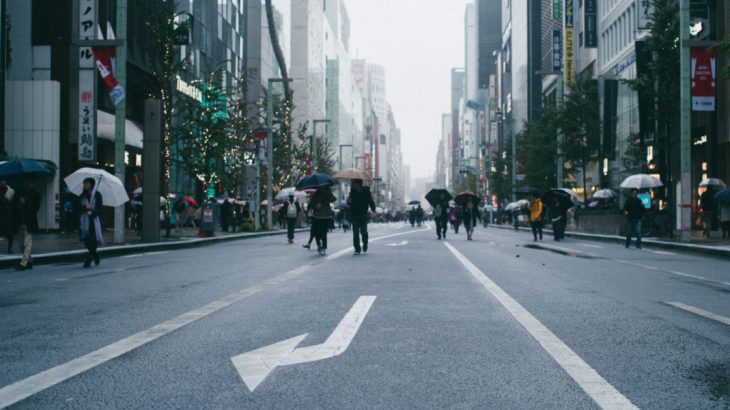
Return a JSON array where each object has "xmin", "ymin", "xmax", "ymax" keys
[
  {"xmin": 308, "ymin": 186, "xmax": 336, "ymax": 255},
  {"xmin": 79, "ymin": 178, "xmax": 104, "ymax": 267},
  {"xmin": 543, "ymin": 190, "xmax": 574, "ymax": 241},
  {"xmin": 455, "ymin": 192, "xmax": 480, "ymax": 240}
]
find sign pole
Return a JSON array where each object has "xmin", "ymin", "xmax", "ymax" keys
[
  {"xmin": 114, "ymin": 0, "xmax": 127, "ymax": 244},
  {"xmin": 679, "ymin": 0, "xmax": 691, "ymax": 242}
]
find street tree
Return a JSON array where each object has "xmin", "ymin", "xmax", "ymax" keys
[
  {"xmin": 516, "ymin": 109, "xmax": 558, "ymax": 193},
  {"xmin": 489, "ymin": 139, "xmax": 513, "ymax": 207}
]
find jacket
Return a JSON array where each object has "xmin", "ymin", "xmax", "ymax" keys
[
  {"xmin": 347, "ymin": 187, "xmax": 375, "ymax": 216},
  {"xmin": 13, "ymin": 188, "xmax": 41, "ymax": 232},
  {"xmin": 528, "ymin": 199, "xmax": 543, "ymax": 222},
  {"xmin": 311, "ymin": 189, "xmax": 336, "ymax": 219},
  {"xmin": 623, "ymin": 196, "xmax": 645, "ymax": 220}
]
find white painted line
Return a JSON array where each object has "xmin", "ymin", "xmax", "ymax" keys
[
  {"xmin": 444, "ymin": 242, "xmax": 638, "ymax": 410},
  {"xmin": 665, "ymin": 302, "xmax": 730, "ymax": 327},
  {"xmin": 0, "ymin": 228, "xmax": 426, "ymax": 409},
  {"xmin": 231, "ymin": 296, "xmax": 376, "ymax": 392},
  {"xmin": 616, "ymin": 260, "xmax": 730, "ymax": 288},
  {"xmin": 120, "ymin": 254, "xmax": 142, "ymax": 259}
]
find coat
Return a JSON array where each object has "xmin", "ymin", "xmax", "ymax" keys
[
  {"xmin": 528, "ymin": 199, "xmax": 543, "ymax": 222},
  {"xmin": 12, "ymin": 188, "xmax": 41, "ymax": 232},
  {"xmin": 0, "ymin": 186, "xmax": 14, "ymax": 235},
  {"xmin": 80, "ymin": 191, "xmax": 104, "ymax": 245},
  {"xmin": 310, "ymin": 189, "xmax": 336, "ymax": 220},
  {"xmin": 347, "ymin": 187, "xmax": 375, "ymax": 217}
]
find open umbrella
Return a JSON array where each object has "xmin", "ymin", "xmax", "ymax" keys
[
  {"xmin": 276, "ymin": 187, "xmax": 308, "ymax": 201},
  {"xmin": 515, "ymin": 186, "xmax": 541, "ymax": 196},
  {"xmin": 0, "ymin": 159, "xmax": 54, "ymax": 179},
  {"xmin": 504, "ymin": 199, "xmax": 529, "ymax": 211},
  {"xmin": 592, "ymin": 189, "xmax": 617, "ymax": 199},
  {"xmin": 542, "ymin": 189, "xmax": 575, "ymax": 210},
  {"xmin": 620, "ymin": 174, "xmax": 663, "ymax": 189},
  {"xmin": 425, "ymin": 188, "xmax": 453, "ymax": 207},
  {"xmin": 408, "ymin": 200, "xmax": 421, "ymax": 205},
  {"xmin": 700, "ymin": 178, "xmax": 726, "ymax": 188},
  {"xmin": 714, "ymin": 189, "xmax": 730, "ymax": 205},
  {"xmin": 295, "ymin": 173, "xmax": 337, "ymax": 190},
  {"xmin": 182, "ymin": 196, "xmax": 198, "ymax": 207},
  {"xmin": 332, "ymin": 168, "xmax": 370, "ymax": 181},
  {"xmin": 454, "ymin": 191, "xmax": 480, "ymax": 206},
  {"xmin": 64, "ymin": 167, "xmax": 129, "ymax": 207}
]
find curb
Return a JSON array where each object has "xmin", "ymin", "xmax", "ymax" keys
[
  {"xmin": 491, "ymin": 224, "xmax": 730, "ymax": 259},
  {"xmin": 0, "ymin": 229, "xmax": 309, "ymax": 270}
]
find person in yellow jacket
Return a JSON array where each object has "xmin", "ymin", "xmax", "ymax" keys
[{"xmin": 527, "ymin": 195, "xmax": 544, "ymax": 241}]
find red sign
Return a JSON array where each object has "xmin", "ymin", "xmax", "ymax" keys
[
  {"xmin": 92, "ymin": 47, "xmax": 126, "ymax": 106},
  {"xmin": 691, "ymin": 49, "xmax": 716, "ymax": 112},
  {"xmin": 363, "ymin": 153, "xmax": 371, "ymax": 176}
]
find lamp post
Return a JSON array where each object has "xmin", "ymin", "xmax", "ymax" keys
[
  {"xmin": 311, "ymin": 119, "xmax": 330, "ymax": 172},
  {"xmin": 266, "ymin": 78, "xmax": 292, "ymax": 230}
]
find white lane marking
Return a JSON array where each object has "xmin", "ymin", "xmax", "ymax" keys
[
  {"xmin": 231, "ymin": 296, "xmax": 376, "ymax": 392},
  {"xmin": 665, "ymin": 302, "xmax": 730, "ymax": 327},
  {"xmin": 0, "ymin": 228, "xmax": 426, "ymax": 409},
  {"xmin": 580, "ymin": 244, "xmax": 603, "ymax": 249},
  {"xmin": 616, "ymin": 260, "xmax": 730, "ymax": 288},
  {"xmin": 387, "ymin": 240, "xmax": 409, "ymax": 247},
  {"xmin": 121, "ymin": 254, "xmax": 142, "ymax": 259},
  {"xmin": 444, "ymin": 242, "xmax": 638, "ymax": 410},
  {"xmin": 145, "ymin": 251, "xmax": 169, "ymax": 256},
  {"xmin": 652, "ymin": 251, "xmax": 675, "ymax": 256}
]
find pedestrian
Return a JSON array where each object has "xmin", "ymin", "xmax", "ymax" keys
[
  {"xmin": 309, "ymin": 186, "xmax": 336, "ymax": 255},
  {"xmin": 462, "ymin": 200, "xmax": 480, "ymax": 240},
  {"xmin": 434, "ymin": 194, "xmax": 449, "ymax": 240},
  {"xmin": 280, "ymin": 194, "xmax": 301, "ymax": 244},
  {"xmin": 416, "ymin": 205, "xmax": 424, "ymax": 228},
  {"xmin": 548, "ymin": 198, "xmax": 566, "ymax": 241},
  {"xmin": 719, "ymin": 200, "xmax": 730, "ymax": 239},
  {"xmin": 699, "ymin": 187, "xmax": 716, "ymax": 237},
  {"xmin": 623, "ymin": 188, "xmax": 644, "ymax": 249},
  {"xmin": 79, "ymin": 178, "xmax": 104, "ymax": 268},
  {"xmin": 449, "ymin": 207, "xmax": 461, "ymax": 234},
  {"xmin": 409, "ymin": 208, "xmax": 416, "ymax": 227},
  {"xmin": 528, "ymin": 194, "xmax": 544, "ymax": 241},
  {"xmin": 220, "ymin": 198, "xmax": 231, "ymax": 232},
  {"xmin": 12, "ymin": 177, "xmax": 41, "ymax": 270},
  {"xmin": 0, "ymin": 179, "xmax": 15, "ymax": 253},
  {"xmin": 347, "ymin": 179, "xmax": 376, "ymax": 255},
  {"xmin": 174, "ymin": 197, "xmax": 187, "ymax": 232},
  {"xmin": 302, "ymin": 204, "xmax": 316, "ymax": 250}
]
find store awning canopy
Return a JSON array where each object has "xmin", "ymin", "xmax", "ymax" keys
[{"xmin": 97, "ymin": 110, "xmax": 144, "ymax": 149}]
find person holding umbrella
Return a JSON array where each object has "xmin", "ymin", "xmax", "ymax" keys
[
  {"xmin": 433, "ymin": 194, "xmax": 449, "ymax": 240},
  {"xmin": 79, "ymin": 178, "xmax": 104, "ymax": 268},
  {"xmin": 347, "ymin": 179, "xmax": 376, "ymax": 255},
  {"xmin": 699, "ymin": 187, "xmax": 716, "ymax": 238},
  {"xmin": 623, "ymin": 188, "xmax": 645, "ymax": 249},
  {"xmin": 462, "ymin": 200, "xmax": 480, "ymax": 240},
  {"xmin": 310, "ymin": 186, "xmax": 336, "ymax": 255},
  {"xmin": 12, "ymin": 177, "xmax": 41, "ymax": 270}
]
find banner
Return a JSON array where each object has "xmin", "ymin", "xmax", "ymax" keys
[
  {"xmin": 552, "ymin": 30, "xmax": 562, "ymax": 72},
  {"xmin": 691, "ymin": 49, "xmax": 716, "ymax": 112},
  {"xmin": 78, "ymin": 0, "xmax": 97, "ymax": 162},
  {"xmin": 564, "ymin": 0, "xmax": 575, "ymax": 85},
  {"xmin": 92, "ymin": 47, "xmax": 125, "ymax": 106},
  {"xmin": 584, "ymin": 0, "xmax": 597, "ymax": 48}
]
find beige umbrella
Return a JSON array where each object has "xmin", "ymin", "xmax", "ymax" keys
[{"xmin": 332, "ymin": 168, "xmax": 370, "ymax": 181}]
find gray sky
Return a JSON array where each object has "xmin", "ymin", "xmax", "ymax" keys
[{"xmin": 347, "ymin": 0, "xmax": 470, "ymax": 180}]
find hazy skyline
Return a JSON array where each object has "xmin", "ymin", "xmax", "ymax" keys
[{"xmin": 347, "ymin": 0, "xmax": 471, "ymax": 181}]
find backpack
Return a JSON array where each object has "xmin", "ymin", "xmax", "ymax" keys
[{"xmin": 286, "ymin": 201, "xmax": 298, "ymax": 218}]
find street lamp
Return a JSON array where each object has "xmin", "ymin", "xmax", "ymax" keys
[{"xmin": 311, "ymin": 119, "xmax": 330, "ymax": 172}]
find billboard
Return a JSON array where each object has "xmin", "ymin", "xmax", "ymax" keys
[
  {"xmin": 691, "ymin": 49, "xmax": 716, "ymax": 112},
  {"xmin": 564, "ymin": 0, "xmax": 575, "ymax": 85}
]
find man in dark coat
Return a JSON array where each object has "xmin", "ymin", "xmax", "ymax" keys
[
  {"xmin": 433, "ymin": 194, "xmax": 449, "ymax": 240},
  {"xmin": 13, "ymin": 177, "xmax": 41, "ymax": 270},
  {"xmin": 699, "ymin": 188, "xmax": 716, "ymax": 237},
  {"xmin": 347, "ymin": 179, "xmax": 376, "ymax": 255},
  {"xmin": 623, "ymin": 188, "xmax": 645, "ymax": 249}
]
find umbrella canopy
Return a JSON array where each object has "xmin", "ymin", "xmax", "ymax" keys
[
  {"xmin": 515, "ymin": 186, "xmax": 541, "ymax": 196},
  {"xmin": 542, "ymin": 189, "xmax": 575, "ymax": 210},
  {"xmin": 620, "ymin": 174, "xmax": 663, "ymax": 189},
  {"xmin": 504, "ymin": 199, "xmax": 529, "ymax": 211},
  {"xmin": 182, "ymin": 196, "xmax": 199, "ymax": 207},
  {"xmin": 714, "ymin": 189, "xmax": 730, "ymax": 205},
  {"xmin": 295, "ymin": 173, "xmax": 337, "ymax": 190},
  {"xmin": 425, "ymin": 188, "xmax": 453, "ymax": 207},
  {"xmin": 64, "ymin": 167, "xmax": 129, "ymax": 207},
  {"xmin": 454, "ymin": 191, "xmax": 480, "ymax": 206},
  {"xmin": 276, "ymin": 187, "xmax": 308, "ymax": 201},
  {"xmin": 332, "ymin": 168, "xmax": 370, "ymax": 181},
  {"xmin": 0, "ymin": 159, "xmax": 54, "ymax": 179},
  {"xmin": 132, "ymin": 187, "xmax": 143, "ymax": 195},
  {"xmin": 408, "ymin": 200, "xmax": 421, "ymax": 205},
  {"xmin": 592, "ymin": 189, "xmax": 617, "ymax": 199},
  {"xmin": 700, "ymin": 178, "xmax": 726, "ymax": 188}
]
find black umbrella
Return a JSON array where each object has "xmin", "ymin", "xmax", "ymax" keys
[
  {"xmin": 0, "ymin": 159, "xmax": 54, "ymax": 179},
  {"xmin": 515, "ymin": 186, "xmax": 541, "ymax": 196},
  {"xmin": 715, "ymin": 188, "xmax": 730, "ymax": 205},
  {"xmin": 425, "ymin": 189, "xmax": 453, "ymax": 207},
  {"xmin": 542, "ymin": 189, "xmax": 575, "ymax": 209},
  {"xmin": 295, "ymin": 173, "xmax": 337, "ymax": 190},
  {"xmin": 408, "ymin": 200, "xmax": 421, "ymax": 205},
  {"xmin": 454, "ymin": 191, "xmax": 480, "ymax": 207}
]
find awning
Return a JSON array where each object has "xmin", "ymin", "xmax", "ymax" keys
[{"xmin": 97, "ymin": 110, "xmax": 144, "ymax": 149}]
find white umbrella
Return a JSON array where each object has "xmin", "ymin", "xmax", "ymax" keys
[
  {"xmin": 275, "ymin": 187, "xmax": 308, "ymax": 201},
  {"xmin": 132, "ymin": 186, "xmax": 143, "ymax": 195},
  {"xmin": 592, "ymin": 189, "xmax": 617, "ymax": 199},
  {"xmin": 699, "ymin": 178, "xmax": 726, "ymax": 188},
  {"xmin": 620, "ymin": 174, "xmax": 663, "ymax": 189},
  {"xmin": 64, "ymin": 167, "xmax": 129, "ymax": 207},
  {"xmin": 505, "ymin": 199, "xmax": 529, "ymax": 211}
]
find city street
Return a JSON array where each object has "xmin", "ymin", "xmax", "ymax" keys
[{"xmin": 1, "ymin": 223, "xmax": 728, "ymax": 409}]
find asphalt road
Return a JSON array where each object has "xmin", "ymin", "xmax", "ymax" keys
[{"xmin": 1, "ymin": 223, "xmax": 728, "ymax": 409}]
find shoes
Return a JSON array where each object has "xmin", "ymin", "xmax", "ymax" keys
[
  {"xmin": 15, "ymin": 264, "xmax": 26, "ymax": 271},
  {"xmin": 354, "ymin": 250, "xmax": 361, "ymax": 255},
  {"xmin": 302, "ymin": 244, "xmax": 310, "ymax": 250},
  {"xmin": 94, "ymin": 254, "xmax": 100, "ymax": 266},
  {"xmin": 363, "ymin": 244, "xmax": 368, "ymax": 253},
  {"xmin": 437, "ymin": 236, "xmax": 441, "ymax": 240},
  {"xmin": 82, "ymin": 259, "xmax": 91, "ymax": 268}
]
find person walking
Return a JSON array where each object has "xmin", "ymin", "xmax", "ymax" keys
[
  {"xmin": 79, "ymin": 178, "xmax": 104, "ymax": 268},
  {"xmin": 623, "ymin": 188, "xmax": 645, "ymax": 249},
  {"xmin": 719, "ymin": 200, "xmax": 730, "ymax": 239},
  {"xmin": 450, "ymin": 207, "xmax": 461, "ymax": 234},
  {"xmin": 548, "ymin": 198, "xmax": 566, "ymax": 241},
  {"xmin": 281, "ymin": 194, "xmax": 301, "ymax": 244},
  {"xmin": 462, "ymin": 200, "xmax": 480, "ymax": 241},
  {"xmin": 220, "ymin": 199, "xmax": 232, "ymax": 232},
  {"xmin": 310, "ymin": 186, "xmax": 336, "ymax": 255},
  {"xmin": 174, "ymin": 197, "xmax": 187, "ymax": 232},
  {"xmin": 699, "ymin": 188, "xmax": 716, "ymax": 237},
  {"xmin": 348, "ymin": 179, "xmax": 376, "ymax": 255},
  {"xmin": 302, "ymin": 204, "xmax": 317, "ymax": 250},
  {"xmin": 0, "ymin": 179, "xmax": 15, "ymax": 253},
  {"xmin": 434, "ymin": 194, "xmax": 449, "ymax": 240},
  {"xmin": 13, "ymin": 177, "xmax": 41, "ymax": 270},
  {"xmin": 415, "ymin": 205, "xmax": 424, "ymax": 228},
  {"xmin": 528, "ymin": 195, "xmax": 544, "ymax": 241}
]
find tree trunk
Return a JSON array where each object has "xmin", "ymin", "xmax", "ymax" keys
[{"xmin": 264, "ymin": 0, "xmax": 290, "ymax": 99}]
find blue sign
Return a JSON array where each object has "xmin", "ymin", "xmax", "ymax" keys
[
  {"xmin": 638, "ymin": 193, "xmax": 651, "ymax": 209},
  {"xmin": 552, "ymin": 30, "xmax": 563, "ymax": 72}
]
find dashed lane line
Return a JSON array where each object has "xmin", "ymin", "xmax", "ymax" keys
[
  {"xmin": 665, "ymin": 302, "xmax": 730, "ymax": 327},
  {"xmin": 444, "ymin": 242, "xmax": 638, "ymax": 410},
  {"xmin": 0, "ymin": 226, "xmax": 429, "ymax": 409},
  {"xmin": 616, "ymin": 260, "xmax": 730, "ymax": 288}
]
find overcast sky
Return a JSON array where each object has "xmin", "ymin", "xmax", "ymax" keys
[{"xmin": 346, "ymin": 0, "xmax": 471, "ymax": 181}]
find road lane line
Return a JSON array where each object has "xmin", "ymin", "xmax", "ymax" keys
[
  {"xmin": 0, "ymin": 227, "xmax": 428, "ymax": 409},
  {"xmin": 616, "ymin": 260, "xmax": 730, "ymax": 288},
  {"xmin": 665, "ymin": 302, "xmax": 730, "ymax": 327},
  {"xmin": 444, "ymin": 242, "xmax": 638, "ymax": 410}
]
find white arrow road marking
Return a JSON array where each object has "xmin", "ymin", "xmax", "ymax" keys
[
  {"xmin": 387, "ymin": 240, "xmax": 409, "ymax": 247},
  {"xmin": 231, "ymin": 296, "xmax": 377, "ymax": 393}
]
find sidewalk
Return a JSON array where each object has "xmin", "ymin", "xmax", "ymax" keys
[
  {"xmin": 491, "ymin": 224, "xmax": 730, "ymax": 259},
  {"xmin": 0, "ymin": 227, "xmax": 306, "ymax": 269}
]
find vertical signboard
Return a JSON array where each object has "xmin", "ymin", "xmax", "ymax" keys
[
  {"xmin": 638, "ymin": 0, "xmax": 654, "ymax": 30},
  {"xmin": 564, "ymin": 0, "xmax": 575, "ymax": 85},
  {"xmin": 78, "ymin": 0, "xmax": 96, "ymax": 162},
  {"xmin": 552, "ymin": 30, "xmax": 563, "ymax": 72},
  {"xmin": 691, "ymin": 49, "xmax": 716, "ymax": 112},
  {"xmin": 552, "ymin": 0, "xmax": 561, "ymax": 21},
  {"xmin": 584, "ymin": 0, "xmax": 597, "ymax": 48}
]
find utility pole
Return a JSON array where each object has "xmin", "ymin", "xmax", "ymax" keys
[
  {"xmin": 0, "ymin": 0, "xmax": 6, "ymax": 153},
  {"xmin": 556, "ymin": 76, "xmax": 564, "ymax": 188},
  {"xmin": 114, "ymin": 0, "xmax": 127, "ymax": 244},
  {"xmin": 510, "ymin": 115, "xmax": 516, "ymax": 201},
  {"xmin": 679, "ymin": 0, "xmax": 691, "ymax": 242}
]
